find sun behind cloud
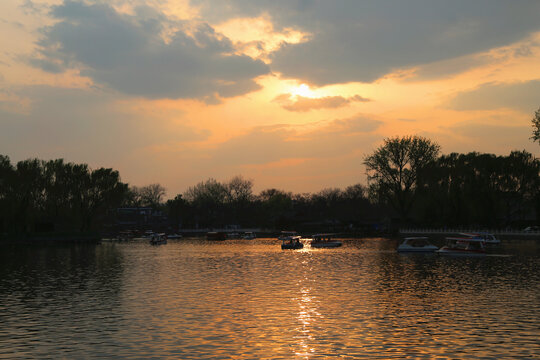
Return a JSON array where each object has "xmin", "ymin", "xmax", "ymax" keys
[{"xmin": 289, "ymin": 83, "xmax": 315, "ymax": 98}]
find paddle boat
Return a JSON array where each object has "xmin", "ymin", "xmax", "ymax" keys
[
  {"xmin": 437, "ymin": 236, "xmax": 486, "ymax": 257},
  {"xmin": 281, "ymin": 235, "xmax": 303, "ymax": 250},
  {"xmin": 397, "ymin": 237, "xmax": 438, "ymax": 253},
  {"xmin": 310, "ymin": 233, "xmax": 342, "ymax": 248},
  {"xmin": 150, "ymin": 233, "xmax": 167, "ymax": 245},
  {"xmin": 460, "ymin": 232, "xmax": 500, "ymax": 245}
]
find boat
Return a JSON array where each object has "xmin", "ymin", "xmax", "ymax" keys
[
  {"xmin": 167, "ymin": 233, "xmax": 182, "ymax": 239},
  {"xmin": 437, "ymin": 236, "xmax": 486, "ymax": 256},
  {"xmin": 310, "ymin": 233, "xmax": 342, "ymax": 248},
  {"xmin": 281, "ymin": 235, "xmax": 303, "ymax": 250},
  {"xmin": 460, "ymin": 232, "xmax": 500, "ymax": 245},
  {"xmin": 278, "ymin": 231, "xmax": 298, "ymax": 240},
  {"xmin": 150, "ymin": 233, "xmax": 167, "ymax": 245},
  {"xmin": 227, "ymin": 232, "xmax": 241, "ymax": 239},
  {"xmin": 397, "ymin": 237, "xmax": 438, "ymax": 253},
  {"xmin": 242, "ymin": 232, "xmax": 256, "ymax": 240},
  {"xmin": 206, "ymin": 231, "xmax": 227, "ymax": 240}
]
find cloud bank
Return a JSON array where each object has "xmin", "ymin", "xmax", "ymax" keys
[
  {"xmin": 31, "ymin": 1, "xmax": 269, "ymax": 100},
  {"xmin": 195, "ymin": 0, "xmax": 540, "ymax": 85}
]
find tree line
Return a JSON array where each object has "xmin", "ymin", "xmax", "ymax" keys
[
  {"xmin": 0, "ymin": 156, "xmax": 127, "ymax": 235},
  {"xmin": 364, "ymin": 137, "xmax": 540, "ymax": 229},
  {"xmin": 1, "ymin": 147, "xmax": 538, "ymax": 237},
  {"xmin": 166, "ymin": 177, "xmax": 377, "ymax": 232}
]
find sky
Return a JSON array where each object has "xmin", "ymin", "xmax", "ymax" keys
[{"xmin": 1, "ymin": 0, "xmax": 539, "ymax": 197}]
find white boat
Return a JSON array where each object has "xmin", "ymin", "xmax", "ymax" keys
[
  {"xmin": 150, "ymin": 233, "xmax": 167, "ymax": 245},
  {"xmin": 310, "ymin": 233, "xmax": 342, "ymax": 248},
  {"xmin": 437, "ymin": 237, "xmax": 486, "ymax": 257},
  {"xmin": 397, "ymin": 237, "xmax": 438, "ymax": 253},
  {"xmin": 242, "ymin": 232, "xmax": 256, "ymax": 240},
  {"xmin": 281, "ymin": 235, "xmax": 303, "ymax": 250},
  {"xmin": 278, "ymin": 231, "xmax": 298, "ymax": 241},
  {"xmin": 167, "ymin": 233, "xmax": 182, "ymax": 239},
  {"xmin": 460, "ymin": 232, "xmax": 500, "ymax": 245}
]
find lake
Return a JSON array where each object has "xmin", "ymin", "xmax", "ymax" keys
[{"xmin": 0, "ymin": 237, "xmax": 538, "ymax": 359}]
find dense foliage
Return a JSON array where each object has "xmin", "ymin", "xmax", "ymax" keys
[
  {"xmin": 0, "ymin": 156, "xmax": 127, "ymax": 235},
  {"xmin": 415, "ymin": 151, "xmax": 540, "ymax": 228}
]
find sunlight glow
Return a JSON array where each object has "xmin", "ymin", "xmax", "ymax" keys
[
  {"xmin": 215, "ymin": 16, "xmax": 309, "ymax": 61},
  {"xmin": 290, "ymin": 84, "xmax": 316, "ymax": 98}
]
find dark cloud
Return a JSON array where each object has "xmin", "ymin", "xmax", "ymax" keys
[
  {"xmin": 31, "ymin": 1, "xmax": 269, "ymax": 100},
  {"xmin": 274, "ymin": 93, "xmax": 370, "ymax": 112},
  {"xmin": 447, "ymin": 80, "xmax": 540, "ymax": 112},
  {"xmin": 194, "ymin": 0, "xmax": 540, "ymax": 85}
]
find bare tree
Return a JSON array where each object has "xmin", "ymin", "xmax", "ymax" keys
[{"xmin": 226, "ymin": 175, "xmax": 254, "ymax": 203}]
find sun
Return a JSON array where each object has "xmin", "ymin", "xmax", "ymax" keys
[{"xmin": 290, "ymin": 83, "xmax": 315, "ymax": 98}]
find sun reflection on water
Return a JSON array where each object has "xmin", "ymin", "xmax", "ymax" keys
[{"xmin": 292, "ymin": 256, "xmax": 322, "ymax": 358}]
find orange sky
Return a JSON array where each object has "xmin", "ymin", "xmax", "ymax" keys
[{"xmin": 1, "ymin": 0, "xmax": 539, "ymax": 196}]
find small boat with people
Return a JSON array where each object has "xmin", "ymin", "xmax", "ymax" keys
[
  {"xmin": 281, "ymin": 235, "xmax": 303, "ymax": 250},
  {"xmin": 460, "ymin": 232, "xmax": 500, "ymax": 245},
  {"xmin": 310, "ymin": 233, "xmax": 342, "ymax": 248},
  {"xmin": 150, "ymin": 233, "xmax": 167, "ymax": 245},
  {"xmin": 437, "ymin": 236, "xmax": 486, "ymax": 256},
  {"xmin": 278, "ymin": 231, "xmax": 298, "ymax": 240},
  {"xmin": 397, "ymin": 237, "xmax": 438, "ymax": 253}
]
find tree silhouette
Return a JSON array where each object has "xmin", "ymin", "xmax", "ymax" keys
[
  {"xmin": 364, "ymin": 135, "xmax": 440, "ymax": 223},
  {"xmin": 532, "ymin": 107, "xmax": 540, "ymax": 144}
]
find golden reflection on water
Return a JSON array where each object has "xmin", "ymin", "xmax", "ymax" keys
[
  {"xmin": 294, "ymin": 283, "xmax": 318, "ymax": 358},
  {"xmin": 0, "ymin": 238, "xmax": 539, "ymax": 359}
]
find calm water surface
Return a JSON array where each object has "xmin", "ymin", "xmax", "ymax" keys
[{"xmin": 0, "ymin": 238, "xmax": 539, "ymax": 359}]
